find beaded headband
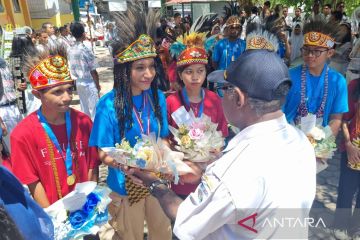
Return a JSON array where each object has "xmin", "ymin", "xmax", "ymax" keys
[
  {"xmin": 225, "ymin": 16, "xmax": 241, "ymax": 28},
  {"xmin": 304, "ymin": 31, "xmax": 335, "ymax": 49},
  {"xmin": 247, "ymin": 36, "xmax": 275, "ymax": 51},
  {"xmin": 115, "ymin": 34, "xmax": 157, "ymax": 63},
  {"xmin": 176, "ymin": 47, "xmax": 208, "ymax": 67},
  {"xmin": 28, "ymin": 55, "xmax": 73, "ymax": 90},
  {"xmin": 245, "ymin": 29, "xmax": 279, "ymax": 52}
]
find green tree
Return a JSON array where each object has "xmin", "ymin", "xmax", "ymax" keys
[{"xmin": 274, "ymin": 0, "xmax": 359, "ymax": 16}]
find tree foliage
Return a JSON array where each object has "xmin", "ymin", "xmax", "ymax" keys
[
  {"xmin": 237, "ymin": 0, "xmax": 359, "ymax": 16},
  {"xmin": 272, "ymin": 0, "xmax": 359, "ymax": 16}
]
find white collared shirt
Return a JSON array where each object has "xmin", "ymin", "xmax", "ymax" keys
[{"xmin": 174, "ymin": 115, "xmax": 316, "ymax": 240}]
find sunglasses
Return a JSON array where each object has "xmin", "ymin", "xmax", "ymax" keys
[{"xmin": 215, "ymin": 84, "xmax": 236, "ymax": 96}]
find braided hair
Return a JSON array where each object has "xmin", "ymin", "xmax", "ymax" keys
[
  {"xmin": 111, "ymin": 1, "xmax": 163, "ymax": 139},
  {"xmin": 113, "ymin": 60, "xmax": 163, "ymax": 140}
]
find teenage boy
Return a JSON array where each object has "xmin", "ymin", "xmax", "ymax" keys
[
  {"xmin": 284, "ymin": 20, "xmax": 348, "ymax": 136},
  {"xmin": 10, "ymin": 47, "xmax": 99, "ymax": 207}
]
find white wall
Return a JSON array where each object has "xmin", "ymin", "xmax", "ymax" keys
[
  {"xmin": 192, "ymin": 3, "xmax": 211, "ymax": 21},
  {"xmin": 210, "ymin": 2, "xmax": 228, "ymax": 17}
]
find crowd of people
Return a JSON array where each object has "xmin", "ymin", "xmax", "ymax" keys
[{"xmin": 0, "ymin": 0, "xmax": 360, "ymax": 239}]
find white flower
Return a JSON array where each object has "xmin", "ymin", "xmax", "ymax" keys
[
  {"xmin": 308, "ymin": 127, "xmax": 325, "ymax": 141},
  {"xmin": 190, "ymin": 51, "xmax": 201, "ymax": 57}
]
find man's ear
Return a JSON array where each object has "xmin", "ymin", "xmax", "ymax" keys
[
  {"xmin": 32, "ymin": 89, "xmax": 41, "ymax": 100},
  {"xmin": 234, "ymin": 87, "xmax": 246, "ymax": 108},
  {"xmin": 327, "ymin": 48, "xmax": 335, "ymax": 58}
]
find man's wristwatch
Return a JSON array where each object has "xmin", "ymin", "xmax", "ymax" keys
[{"xmin": 148, "ymin": 179, "xmax": 170, "ymax": 195}]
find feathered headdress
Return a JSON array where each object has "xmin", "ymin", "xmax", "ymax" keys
[
  {"xmin": 170, "ymin": 32, "xmax": 208, "ymax": 68},
  {"xmin": 302, "ymin": 20, "xmax": 342, "ymax": 49},
  {"xmin": 169, "ymin": 13, "xmax": 216, "ymax": 67},
  {"xmin": 23, "ymin": 45, "xmax": 73, "ymax": 90},
  {"xmin": 189, "ymin": 13, "xmax": 218, "ymax": 35},
  {"xmin": 246, "ymin": 23, "xmax": 279, "ymax": 52},
  {"xmin": 111, "ymin": 1, "xmax": 160, "ymax": 64}
]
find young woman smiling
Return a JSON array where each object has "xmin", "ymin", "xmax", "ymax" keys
[{"xmin": 89, "ymin": 4, "xmax": 172, "ymax": 240}]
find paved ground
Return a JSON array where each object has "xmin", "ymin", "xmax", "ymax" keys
[
  {"xmin": 76, "ymin": 46, "xmax": 346, "ymax": 240},
  {"xmin": 309, "ymin": 153, "xmax": 341, "ymax": 239}
]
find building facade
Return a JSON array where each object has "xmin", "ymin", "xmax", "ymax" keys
[
  {"xmin": 0, "ymin": 0, "xmax": 32, "ymax": 27},
  {"xmin": 28, "ymin": 0, "xmax": 74, "ymax": 29}
]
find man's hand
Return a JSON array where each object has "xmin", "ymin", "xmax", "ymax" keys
[
  {"xmin": 125, "ymin": 168, "xmax": 160, "ymax": 187},
  {"xmin": 345, "ymin": 141, "xmax": 360, "ymax": 165},
  {"xmin": 179, "ymin": 161, "xmax": 203, "ymax": 184}
]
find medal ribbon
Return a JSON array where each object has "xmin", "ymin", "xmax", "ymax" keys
[
  {"xmin": 181, "ymin": 87, "xmax": 205, "ymax": 118},
  {"xmin": 37, "ymin": 108, "xmax": 73, "ymax": 178},
  {"xmin": 132, "ymin": 92, "xmax": 161, "ymax": 138},
  {"xmin": 133, "ymin": 93, "xmax": 150, "ymax": 135}
]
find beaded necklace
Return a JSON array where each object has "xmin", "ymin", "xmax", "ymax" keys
[
  {"xmin": 45, "ymin": 133, "xmax": 79, "ymax": 200},
  {"xmin": 295, "ymin": 64, "xmax": 329, "ymax": 124}
]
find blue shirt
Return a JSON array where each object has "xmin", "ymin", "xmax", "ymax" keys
[
  {"xmin": 212, "ymin": 38, "xmax": 246, "ymax": 70},
  {"xmin": 89, "ymin": 89, "xmax": 169, "ymax": 196},
  {"xmin": 0, "ymin": 166, "xmax": 54, "ymax": 240},
  {"xmin": 284, "ymin": 64, "xmax": 348, "ymax": 126}
]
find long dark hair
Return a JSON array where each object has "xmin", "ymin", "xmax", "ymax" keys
[{"xmin": 113, "ymin": 60, "xmax": 163, "ymax": 139}]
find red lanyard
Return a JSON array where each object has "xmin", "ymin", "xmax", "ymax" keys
[{"xmin": 133, "ymin": 93, "xmax": 150, "ymax": 135}]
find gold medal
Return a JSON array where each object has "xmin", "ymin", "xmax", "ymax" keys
[{"xmin": 67, "ymin": 174, "xmax": 76, "ymax": 186}]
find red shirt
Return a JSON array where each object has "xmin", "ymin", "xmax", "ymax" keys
[
  {"xmin": 341, "ymin": 79, "xmax": 360, "ymax": 151},
  {"xmin": 166, "ymin": 89, "xmax": 228, "ymax": 195},
  {"xmin": 10, "ymin": 108, "xmax": 100, "ymax": 204},
  {"xmin": 166, "ymin": 89, "xmax": 229, "ymax": 137}
]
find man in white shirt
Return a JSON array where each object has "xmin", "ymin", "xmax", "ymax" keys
[
  {"xmin": 42, "ymin": 22, "xmax": 57, "ymax": 49},
  {"xmin": 283, "ymin": 6, "xmax": 293, "ymax": 28},
  {"xmin": 323, "ymin": 4, "xmax": 332, "ymax": 22},
  {"xmin": 67, "ymin": 22, "xmax": 100, "ymax": 120},
  {"xmin": 283, "ymin": 6, "xmax": 293, "ymax": 37},
  {"xmin": 127, "ymin": 37, "xmax": 317, "ymax": 239},
  {"xmin": 306, "ymin": 1, "xmax": 325, "ymax": 23},
  {"xmin": 57, "ymin": 25, "xmax": 73, "ymax": 50},
  {"xmin": 248, "ymin": 6, "xmax": 261, "ymax": 24}
]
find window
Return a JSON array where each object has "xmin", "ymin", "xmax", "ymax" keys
[
  {"xmin": 0, "ymin": 0, "xmax": 4, "ymax": 13},
  {"xmin": 12, "ymin": 0, "xmax": 21, "ymax": 13}
]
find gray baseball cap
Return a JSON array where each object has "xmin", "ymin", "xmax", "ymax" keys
[{"xmin": 208, "ymin": 49, "xmax": 291, "ymax": 101}]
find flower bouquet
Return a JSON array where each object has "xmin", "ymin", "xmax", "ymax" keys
[
  {"xmin": 45, "ymin": 182, "xmax": 111, "ymax": 240},
  {"xmin": 301, "ymin": 125, "xmax": 337, "ymax": 173},
  {"xmin": 102, "ymin": 133, "xmax": 193, "ymax": 183},
  {"xmin": 306, "ymin": 125, "xmax": 337, "ymax": 159},
  {"xmin": 169, "ymin": 106, "xmax": 225, "ymax": 162}
]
